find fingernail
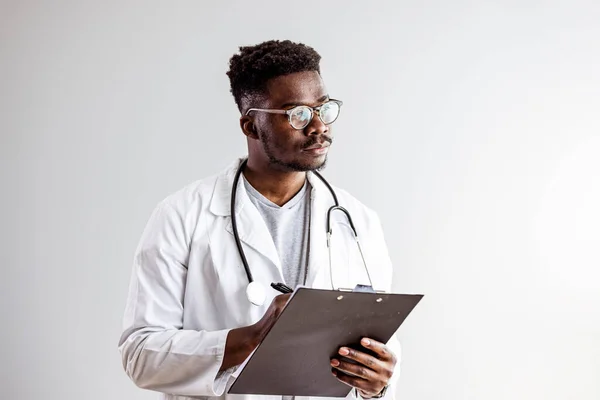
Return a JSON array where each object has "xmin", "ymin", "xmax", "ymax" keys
[
  {"xmin": 332, "ymin": 370, "xmax": 337, "ymax": 377},
  {"xmin": 362, "ymin": 338, "xmax": 371, "ymax": 346},
  {"xmin": 330, "ymin": 359, "xmax": 340, "ymax": 367},
  {"xmin": 339, "ymin": 347, "xmax": 349, "ymax": 356}
]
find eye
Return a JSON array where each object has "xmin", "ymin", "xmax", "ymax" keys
[
  {"xmin": 289, "ymin": 106, "xmax": 313, "ymax": 129},
  {"xmin": 319, "ymin": 101, "xmax": 340, "ymax": 124},
  {"xmin": 291, "ymin": 106, "xmax": 311, "ymax": 121}
]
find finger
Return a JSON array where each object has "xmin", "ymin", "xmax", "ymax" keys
[
  {"xmin": 274, "ymin": 293, "xmax": 291, "ymax": 311},
  {"xmin": 332, "ymin": 369, "xmax": 378, "ymax": 396},
  {"xmin": 264, "ymin": 294, "xmax": 292, "ymax": 324},
  {"xmin": 337, "ymin": 346, "xmax": 383, "ymax": 372},
  {"xmin": 276, "ymin": 293, "xmax": 291, "ymax": 303},
  {"xmin": 280, "ymin": 293, "xmax": 292, "ymax": 299},
  {"xmin": 330, "ymin": 358, "xmax": 375, "ymax": 380},
  {"xmin": 360, "ymin": 337, "xmax": 396, "ymax": 363}
]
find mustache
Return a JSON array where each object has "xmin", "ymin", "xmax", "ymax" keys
[{"xmin": 302, "ymin": 136, "xmax": 333, "ymax": 149}]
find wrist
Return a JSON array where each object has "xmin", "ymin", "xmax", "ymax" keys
[
  {"xmin": 249, "ymin": 320, "xmax": 268, "ymax": 348},
  {"xmin": 241, "ymin": 323, "xmax": 260, "ymax": 352},
  {"xmin": 355, "ymin": 384, "xmax": 389, "ymax": 399},
  {"xmin": 220, "ymin": 324, "xmax": 262, "ymax": 372}
]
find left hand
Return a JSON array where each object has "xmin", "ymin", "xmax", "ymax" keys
[{"xmin": 330, "ymin": 337, "xmax": 396, "ymax": 399}]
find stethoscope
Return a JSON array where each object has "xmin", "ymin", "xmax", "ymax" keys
[{"xmin": 231, "ymin": 159, "xmax": 374, "ymax": 306}]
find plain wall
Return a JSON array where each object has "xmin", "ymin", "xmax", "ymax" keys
[{"xmin": 1, "ymin": 1, "xmax": 599, "ymax": 399}]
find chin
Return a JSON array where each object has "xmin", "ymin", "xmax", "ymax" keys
[
  {"xmin": 312, "ymin": 157, "xmax": 328, "ymax": 171},
  {"xmin": 270, "ymin": 155, "xmax": 328, "ymax": 172},
  {"xmin": 299, "ymin": 153, "xmax": 329, "ymax": 171}
]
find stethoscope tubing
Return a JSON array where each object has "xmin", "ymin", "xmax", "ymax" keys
[{"xmin": 231, "ymin": 158, "xmax": 373, "ymax": 304}]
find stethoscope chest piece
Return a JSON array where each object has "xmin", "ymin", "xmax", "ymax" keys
[{"xmin": 246, "ymin": 281, "xmax": 266, "ymax": 306}]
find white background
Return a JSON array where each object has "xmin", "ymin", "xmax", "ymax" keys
[{"xmin": 1, "ymin": 1, "xmax": 599, "ymax": 399}]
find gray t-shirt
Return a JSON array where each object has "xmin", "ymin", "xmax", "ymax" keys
[
  {"xmin": 242, "ymin": 174, "xmax": 311, "ymax": 289},
  {"xmin": 243, "ymin": 175, "xmax": 311, "ymax": 400}
]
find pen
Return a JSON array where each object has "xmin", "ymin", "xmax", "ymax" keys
[{"xmin": 270, "ymin": 282, "xmax": 293, "ymax": 294}]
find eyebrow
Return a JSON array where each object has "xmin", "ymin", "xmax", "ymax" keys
[{"xmin": 280, "ymin": 95, "xmax": 330, "ymax": 109}]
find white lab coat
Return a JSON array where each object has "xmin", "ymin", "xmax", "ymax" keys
[{"xmin": 118, "ymin": 158, "xmax": 401, "ymax": 400}]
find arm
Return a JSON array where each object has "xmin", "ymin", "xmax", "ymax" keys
[
  {"xmin": 220, "ymin": 293, "xmax": 291, "ymax": 372},
  {"xmin": 118, "ymin": 201, "xmax": 287, "ymax": 396},
  {"xmin": 118, "ymin": 201, "xmax": 233, "ymax": 396}
]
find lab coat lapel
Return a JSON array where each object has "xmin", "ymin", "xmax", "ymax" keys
[
  {"xmin": 210, "ymin": 159, "xmax": 282, "ymax": 277},
  {"xmin": 226, "ymin": 184, "xmax": 282, "ymax": 275}
]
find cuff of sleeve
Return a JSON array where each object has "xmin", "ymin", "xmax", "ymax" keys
[
  {"xmin": 211, "ymin": 328, "xmax": 234, "ymax": 396},
  {"xmin": 353, "ymin": 385, "xmax": 391, "ymax": 400},
  {"xmin": 213, "ymin": 366, "xmax": 236, "ymax": 396}
]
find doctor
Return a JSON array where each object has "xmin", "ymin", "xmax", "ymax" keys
[{"xmin": 119, "ymin": 40, "xmax": 401, "ymax": 400}]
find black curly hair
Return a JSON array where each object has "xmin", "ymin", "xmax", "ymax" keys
[{"xmin": 226, "ymin": 40, "xmax": 322, "ymax": 112}]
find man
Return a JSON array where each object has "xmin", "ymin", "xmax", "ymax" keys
[{"xmin": 119, "ymin": 40, "xmax": 401, "ymax": 400}]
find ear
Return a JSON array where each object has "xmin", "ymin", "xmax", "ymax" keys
[{"xmin": 240, "ymin": 115, "xmax": 259, "ymax": 139}]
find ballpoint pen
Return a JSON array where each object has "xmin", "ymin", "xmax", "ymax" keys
[{"xmin": 270, "ymin": 282, "xmax": 293, "ymax": 294}]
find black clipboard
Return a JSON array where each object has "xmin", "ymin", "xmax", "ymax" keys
[{"xmin": 228, "ymin": 287, "xmax": 423, "ymax": 397}]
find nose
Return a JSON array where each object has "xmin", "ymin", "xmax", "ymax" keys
[{"xmin": 304, "ymin": 110, "xmax": 329, "ymax": 136}]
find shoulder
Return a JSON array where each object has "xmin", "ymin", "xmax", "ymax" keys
[
  {"xmin": 331, "ymin": 185, "xmax": 379, "ymax": 220},
  {"xmin": 150, "ymin": 159, "xmax": 237, "ymax": 222},
  {"xmin": 322, "ymin": 183, "xmax": 385, "ymax": 236},
  {"xmin": 160, "ymin": 173, "xmax": 219, "ymax": 212},
  {"xmin": 308, "ymin": 171, "xmax": 382, "ymax": 225}
]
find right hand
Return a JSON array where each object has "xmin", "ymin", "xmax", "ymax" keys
[
  {"xmin": 220, "ymin": 293, "xmax": 291, "ymax": 372},
  {"xmin": 254, "ymin": 293, "xmax": 291, "ymax": 341}
]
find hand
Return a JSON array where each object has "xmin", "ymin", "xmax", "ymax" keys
[
  {"xmin": 330, "ymin": 337, "xmax": 397, "ymax": 398},
  {"xmin": 253, "ymin": 293, "xmax": 291, "ymax": 342},
  {"xmin": 220, "ymin": 293, "xmax": 291, "ymax": 372}
]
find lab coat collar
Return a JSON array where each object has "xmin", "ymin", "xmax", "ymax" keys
[
  {"xmin": 208, "ymin": 157, "xmax": 336, "ymax": 289},
  {"xmin": 208, "ymin": 158, "xmax": 245, "ymax": 217},
  {"xmin": 208, "ymin": 157, "xmax": 333, "ymax": 217}
]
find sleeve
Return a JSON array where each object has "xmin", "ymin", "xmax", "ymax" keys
[
  {"xmin": 350, "ymin": 211, "xmax": 402, "ymax": 400},
  {"xmin": 117, "ymin": 201, "xmax": 236, "ymax": 397}
]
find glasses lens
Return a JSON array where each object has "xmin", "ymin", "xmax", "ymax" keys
[
  {"xmin": 319, "ymin": 101, "xmax": 340, "ymax": 125},
  {"xmin": 289, "ymin": 106, "xmax": 313, "ymax": 129}
]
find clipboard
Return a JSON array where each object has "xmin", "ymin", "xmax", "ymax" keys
[{"xmin": 228, "ymin": 287, "xmax": 423, "ymax": 397}]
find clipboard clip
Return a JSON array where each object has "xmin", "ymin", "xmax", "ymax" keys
[
  {"xmin": 336, "ymin": 284, "xmax": 386, "ymax": 294},
  {"xmin": 271, "ymin": 283, "xmax": 385, "ymax": 295}
]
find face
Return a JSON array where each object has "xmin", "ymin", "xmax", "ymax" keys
[{"xmin": 244, "ymin": 70, "xmax": 335, "ymax": 172}]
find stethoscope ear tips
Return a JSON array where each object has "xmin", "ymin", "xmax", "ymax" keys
[{"xmin": 246, "ymin": 281, "xmax": 266, "ymax": 306}]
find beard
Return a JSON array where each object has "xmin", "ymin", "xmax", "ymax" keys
[{"xmin": 259, "ymin": 130, "xmax": 331, "ymax": 172}]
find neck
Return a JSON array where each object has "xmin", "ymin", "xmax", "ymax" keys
[{"xmin": 243, "ymin": 159, "xmax": 307, "ymax": 207}]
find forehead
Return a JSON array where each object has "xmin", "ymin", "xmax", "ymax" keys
[{"xmin": 264, "ymin": 70, "xmax": 327, "ymax": 107}]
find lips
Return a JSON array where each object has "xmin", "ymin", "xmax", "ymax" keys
[{"xmin": 303, "ymin": 143, "xmax": 330, "ymax": 151}]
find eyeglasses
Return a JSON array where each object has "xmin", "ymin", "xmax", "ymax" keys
[{"xmin": 245, "ymin": 99, "xmax": 343, "ymax": 130}]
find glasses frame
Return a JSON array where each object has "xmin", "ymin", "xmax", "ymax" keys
[{"xmin": 245, "ymin": 99, "xmax": 343, "ymax": 130}]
